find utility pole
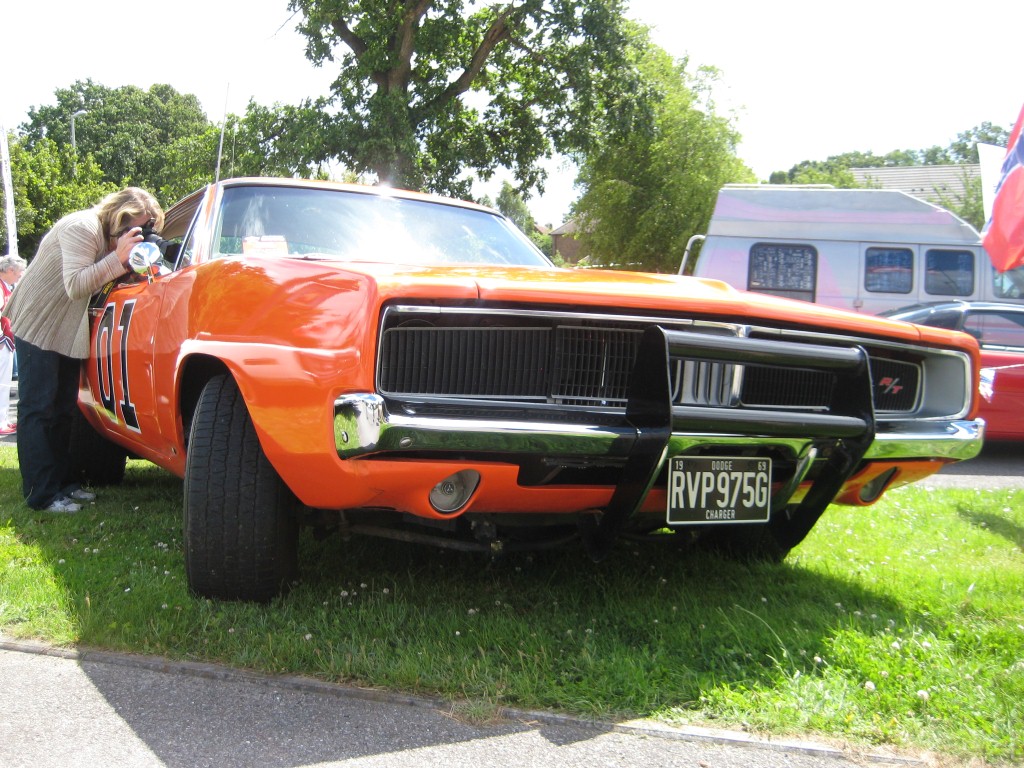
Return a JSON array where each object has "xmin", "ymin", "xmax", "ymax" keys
[
  {"xmin": 0, "ymin": 124, "xmax": 16, "ymax": 256},
  {"xmin": 70, "ymin": 109, "xmax": 87, "ymax": 177}
]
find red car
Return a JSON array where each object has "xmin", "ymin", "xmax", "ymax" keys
[
  {"xmin": 883, "ymin": 301, "xmax": 1024, "ymax": 440},
  {"xmin": 72, "ymin": 178, "xmax": 984, "ymax": 601}
]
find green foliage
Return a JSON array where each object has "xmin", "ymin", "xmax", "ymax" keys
[
  {"xmin": 769, "ymin": 124, "xmax": 1011, "ymax": 185},
  {"xmin": 935, "ymin": 170, "xmax": 986, "ymax": 231},
  {"xmin": 495, "ymin": 181, "xmax": 534, "ymax": 233},
  {"xmin": 529, "ymin": 230, "xmax": 552, "ymax": 257},
  {"xmin": 287, "ymin": 0, "xmax": 640, "ymax": 196},
  {"xmin": 0, "ymin": 132, "xmax": 115, "ymax": 257},
  {"xmin": 21, "ymin": 80, "xmax": 213, "ymax": 196},
  {"xmin": 572, "ymin": 28, "xmax": 754, "ymax": 273}
]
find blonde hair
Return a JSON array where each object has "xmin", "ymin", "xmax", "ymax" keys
[{"xmin": 95, "ymin": 187, "xmax": 165, "ymax": 239}]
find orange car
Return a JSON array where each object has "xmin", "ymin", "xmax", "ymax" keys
[{"xmin": 73, "ymin": 178, "xmax": 984, "ymax": 601}]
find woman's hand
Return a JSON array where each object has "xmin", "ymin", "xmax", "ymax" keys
[{"xmin": 115, "ymin": 227, "xmax": 144, "ymax": 266}]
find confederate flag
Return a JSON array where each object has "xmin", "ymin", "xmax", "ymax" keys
[{"xmin": 983, "ymin": 104, "xmax": 1024, "ymax": 272}]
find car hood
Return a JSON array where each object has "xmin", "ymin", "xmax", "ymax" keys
[{"xmin": 333, "ymin": 260, "xmax": 964, "ymax": 348}]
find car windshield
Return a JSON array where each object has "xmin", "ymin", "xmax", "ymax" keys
[{"xmin": 212, "ymin": 186, "xmax": 550, "ymax": 267}]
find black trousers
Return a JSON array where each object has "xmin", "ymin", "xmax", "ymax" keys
[{"xmin": 14, "ymin": 337, "xmax": 81, "ymax": 509}]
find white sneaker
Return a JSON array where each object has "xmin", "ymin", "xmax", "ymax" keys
[
  {"xmin": 45, "ymin": 496, "xmax": 82, "ymax": 514},
  {"xmin": 68, "ymin": 488, "xmax": 97, "ymax": 502}
]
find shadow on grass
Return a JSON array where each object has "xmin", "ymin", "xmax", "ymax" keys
[
  {"xmin": 956, "ymin": 505, "xmax": 1024, "ymax": 550},
  {"xmin": 3, "ymin": 454, "xmax": 909, "ymax": 724}
]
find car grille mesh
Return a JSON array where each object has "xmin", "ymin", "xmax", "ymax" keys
[{"xmin": 376, "ymin": 324, "xmax": 910, "ymax": 413}]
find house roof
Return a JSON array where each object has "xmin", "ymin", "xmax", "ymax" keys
[
  {"xmin": 550, "ymin": 219, "xmax": 580, "ymax": 236},
  {"xmin": 850, "ymin": 164, "xmax": 980, "ymax": 205}
]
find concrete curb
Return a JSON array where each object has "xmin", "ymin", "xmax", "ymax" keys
[{"xmin": 0, "ymin": 635, "xmax": 924, "ymax": 765}]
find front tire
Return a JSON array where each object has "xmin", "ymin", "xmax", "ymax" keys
[{"xmin": 184, "ymin": 375, "xmax": 299, "ymax": 601}]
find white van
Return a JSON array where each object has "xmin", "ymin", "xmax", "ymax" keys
[{"xmin": 688, "ymin": 185, "xmax": 1024, "ymax": 314}]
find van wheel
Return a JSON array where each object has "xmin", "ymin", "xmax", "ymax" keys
[{"xmin": 183, "ymin": 375, "xmax": 299, "ymax": 602}]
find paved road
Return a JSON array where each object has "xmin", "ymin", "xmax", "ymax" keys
[
  {"xmin": 922, "ymin": 439, "xmax": 1024, "ymax": 488},
  {"xmin": 0, "ymin": 639, "xmax": 920, "ymax": 768}
]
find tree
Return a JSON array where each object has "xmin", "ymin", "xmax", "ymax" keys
[
  {"xmin": 0, "ymin": 134, "xmax": 114, "ymax": 257},
  {"xmin": 285, "ymin": 0, "xmax": 640, "ymax": 196},
  {"xmin": 769, "ymin": 123, "xmax": 1012, "ymax": 181},
  {"xmin": 20, "ymin": 80, "xmax": 214, "ymax": 203},
  {"xmin": 570, "ymin": 28, "xmax": 753, "ymax": 273},
  {"xmin": 495, "ymin": 180, "xmax": 534, "ymax": 233}
]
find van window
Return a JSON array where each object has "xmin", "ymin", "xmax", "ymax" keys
[
  {"xmin": 925, "ymin": 249, "xmax": 974, "ymax": 296},
  {"xmin": 993, "ymin": 265, "xmax": 1024, "ymax": 299},
  {"xmin": 748, "ymin": 243, "xmax": 816, "ymax": 302},
  {"xmin": 864, "ymin": 247, "xmax": 913, "ymax": 293}
]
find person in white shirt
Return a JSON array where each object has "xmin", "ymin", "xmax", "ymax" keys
[{"xmin": 0, "ymin": 254, "xmax": 27, "ymax": 435}]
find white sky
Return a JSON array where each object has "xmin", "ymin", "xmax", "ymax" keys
[{"xmin": 4, "ymin": 0, "xmax": 1022, "ymax": 225}]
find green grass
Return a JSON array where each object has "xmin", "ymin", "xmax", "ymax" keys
[{"xmin": 1, "ymin": 443, "xmax": 1022, "ymax": 764}]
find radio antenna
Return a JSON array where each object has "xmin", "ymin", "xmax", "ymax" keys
[{"xmin": 214, "ymin": 84, "xmax": 230, "ymax": 183}]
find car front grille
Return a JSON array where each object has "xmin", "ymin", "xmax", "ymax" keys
[{"xmin": 377, "ymin": 314, "xmax": 922, "ymax": 416}]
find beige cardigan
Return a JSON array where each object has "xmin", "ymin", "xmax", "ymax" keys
[{"xmin": 2, "ymin": 208, "xmax": 127, "ymax": 359}]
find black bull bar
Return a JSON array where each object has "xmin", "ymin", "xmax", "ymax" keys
[{"xmin": 580, "ymin": 326, "xmax": 877, "ymax": 558}]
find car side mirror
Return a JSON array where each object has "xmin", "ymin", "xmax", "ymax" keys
[{"xmin": 128, "ymin": 241, "xmax": 164, "ymax": 283}]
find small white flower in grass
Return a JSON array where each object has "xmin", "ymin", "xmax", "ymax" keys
[
  {"xmin": 761, "ymin": 597, "xmax": 767, "ymax": 603},
  {"xmin": 340, "ymin": 591, "xmax": 349, "ymax": 598},
  {"xmin": 58, "ymin": 559, "xmax": 65, "ymax": 565},
  {"xmin": 880, "ymin": 670, "xmax": 889, "ymax": 677},
  {"xmin": 455, "ymin": 631, "xmax": 461, "ymax": 637},
  {"xmin": 917, "ymin": 689, "xmax": 930, "ymax": 701},
  {"xmin": 835, "ymin": 602, "xmax": 843, "ymax": 609},
  {"xmin": 304, "ymin": 633, "xmax": 312, "ymax": 641},
  {"xmin": 124, "ymin": 588, "xmax": 130, "ymax": 593},
  {"xmin": 161, "ymin": 604, "xmax": 168, "ymax": 610},
  {"xmin": 228, "ymin": 628, "xmax": 235, "ymax": 634},
  {"xmin": 891, "ymin": 640, "xmax": 902, "ymax": 650},
  {"xmin": 814, "ymin": 656, "xmax": 823, "ymax": 665},
  {"xmin": 382, "ymin": 588, "xmax": 390, "ymax": 595},
  {"xmin": 864, "ymin": 681, "xmax": 876, "ymax": 692},
  {"xmin": 467, "ymin": 608, "xmax": 478, "ymax": 616},
  {"xmin": 921, "ymin": 640, "xmax": 932, "ymax": 650},
  {"xmin": 360, "ymin": 583, "xmax": 367, "ymax": 588}
]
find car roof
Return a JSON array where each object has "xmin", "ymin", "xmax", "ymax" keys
[{"xmin": 882, "ymin": 300, "xmax": 1024, "ymax": 318}]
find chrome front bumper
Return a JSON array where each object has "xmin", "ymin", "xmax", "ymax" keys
[{"xmin": 334, "ymin": 392, "xmax": 984, "ymax": 464}]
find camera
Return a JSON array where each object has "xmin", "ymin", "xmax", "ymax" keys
[{"xmin": 138, "ymin": 219, "xmax": 172, "ymax": 255}]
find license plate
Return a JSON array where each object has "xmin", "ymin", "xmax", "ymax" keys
[{"xmin": 666, "ymin": 457, "xmax": 771, "ymax": 524}]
